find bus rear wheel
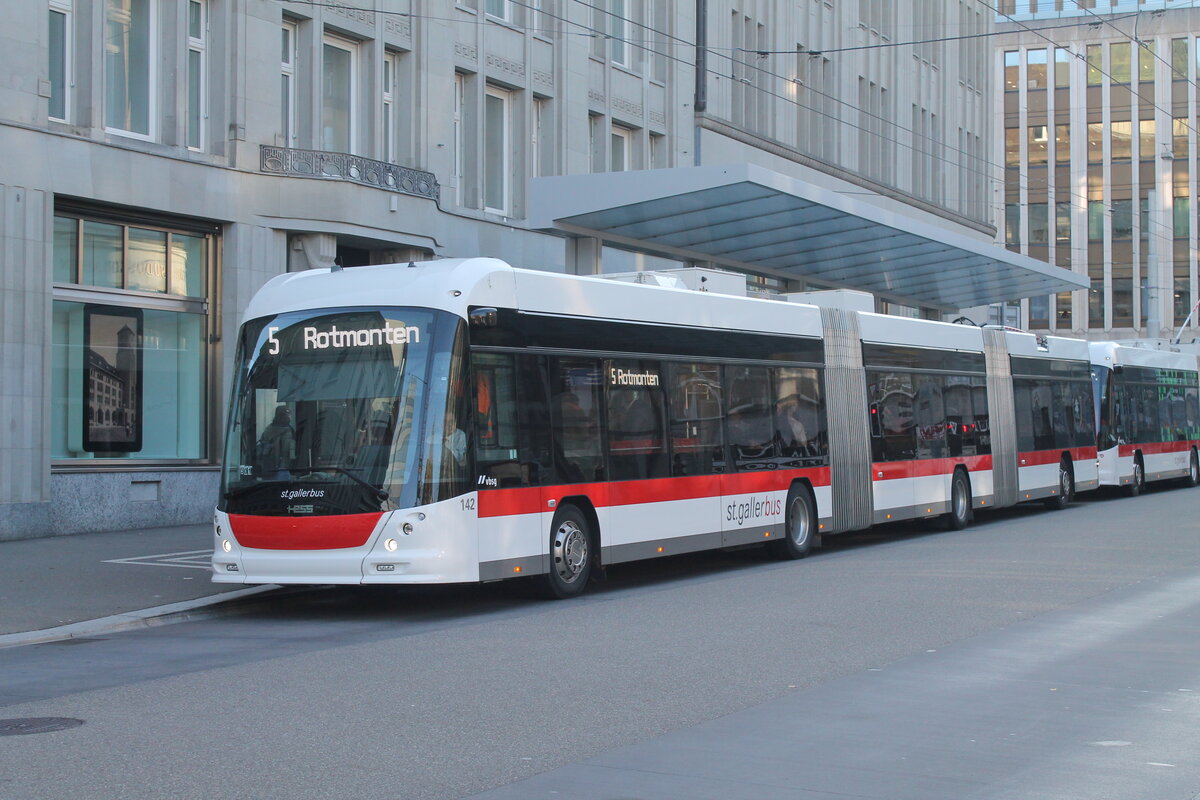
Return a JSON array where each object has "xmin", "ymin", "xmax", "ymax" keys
[
  {"xmin": 943, "ymin": 470, "xmax": 972, "ymax": 530},
  {"xmin": 769, "ymin": 486, "xmax": 815, "ymax": 560},
  {"xmin": 1127, "ymin": 455, "xmax": 1145, "ymax": 497},
  {"xmin": 1186, "ymin": 449, "xmax": 1199, "ymax": 488},
  {"xmin": 1044, "ymin": 458, "xmax": 1073, "ymax": 510},
  {"xmin": 542, "ymin": 505, "xmax": 593, "ymax": 599}
]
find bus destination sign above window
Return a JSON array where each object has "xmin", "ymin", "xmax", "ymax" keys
[
  {"xmin": 267, "ymin": 321, "xmax": 421, "ymax": 355},
  {"xmin": 609, "ymin": 367, "xmax": 660, "ymax": 387}
]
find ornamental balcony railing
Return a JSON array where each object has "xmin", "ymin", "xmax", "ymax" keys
[{"xmin": 259, "ymin": 145, "xmax": 440, "ymax": 201}]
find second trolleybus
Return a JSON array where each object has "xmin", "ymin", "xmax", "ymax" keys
[{"xmin": 212, "ymin": 257, "xmax": 1179, "ymax": 597}]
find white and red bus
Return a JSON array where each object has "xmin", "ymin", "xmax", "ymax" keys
[
  {"xmin": 1089, "ymin": 341, "xmax": 1200, "ymax": 494},
  {"xmin": 213, "ymin": 258, "xmax": 1102, "ymax": 597}
]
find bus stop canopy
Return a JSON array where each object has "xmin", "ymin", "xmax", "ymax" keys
[{"xmin": 529, "ymin": 163, "xmax": 1087, "ymax": 310}]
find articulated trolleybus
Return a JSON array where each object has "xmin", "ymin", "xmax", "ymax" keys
[
  {"xmin": 1090, "ymin": 341, "xmax": 1200, "ymax": 494},
  {"xmin": 216, "ymin": 257, "xmax": 1118, "ymax": 597}
]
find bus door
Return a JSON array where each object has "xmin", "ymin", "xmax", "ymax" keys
[
  {"xmin": 603, "ymin": 359, "xmax": 675, "ymax": 553},
  {"xmin": 867, "ymin": 371, "xmax": 916, "ymax": 520},
  {"xmin": 722, "ymin": 366, "xmax": 789, "ymax": 543}
]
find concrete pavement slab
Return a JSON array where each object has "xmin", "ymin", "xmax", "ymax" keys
[{"xmin": 0, "ymin": 524, "xmax": 253, "ymax": 640}]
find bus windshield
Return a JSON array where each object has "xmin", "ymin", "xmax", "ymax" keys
[{"xmin": 218, "ymin": 306, "xmax": 470, "ymax": 516}]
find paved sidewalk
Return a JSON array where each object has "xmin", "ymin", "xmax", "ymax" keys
[{"xmin": 0, "ymin": 524, "xmax": 269, "ymax": 646}]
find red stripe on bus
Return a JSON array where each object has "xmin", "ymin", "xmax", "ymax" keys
[
  {"xmin": 1118, "ymin": 440, "xmax": 1199, "ymax": 457},
  {"xmin": 476, "ymin": 468, "xmax": 833, "ymax": 519},
  {"xmin": 871, "ymin": 455, "xmax": 993, "ymax": 481},
  {"xmin": 228, "ymin": 512, "xmax": 383, "ymax": 550},
  {"xmin": 1017, "ymin": 447, "xmax": 1099, "ymax": 467}
]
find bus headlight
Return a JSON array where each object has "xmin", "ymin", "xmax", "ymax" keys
[
  {"xmin": 384, "ymin": 538, "xmax": 399, "ymax": 552},
  {"xmin": 221, "ymin": 539, "xmax": 233, "ymax": 553},
  {"xmin": 402, "ymin": 522, "xmax": 414, "ymax": 536}
]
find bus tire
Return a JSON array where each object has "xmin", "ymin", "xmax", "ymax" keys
[
  {"xmin": 1127, "ymin": 454, "xmax": 1145, "ymax": 497},
  {"xmin": 769, "ymin": 485, "xmax": 815, "ymax": 560},
  {"xmin": 542, "ymin": 504, "xmax": 593, "ymax": 599},
  {"xmin": 944, "ymin": 470, "xmax": 972, "ymax": 531},
  {"xmin": 1044, "ymin": 458, "xmax": 1074, "ymax": 510},
  {"xmin": 1186, "ymin": 449, "xmax": 1199, "ymax": 488}
]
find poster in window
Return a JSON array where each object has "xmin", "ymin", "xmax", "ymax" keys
[{"xmin": 83, "ymin": 305, "xmax": 143, "ymax": 453}]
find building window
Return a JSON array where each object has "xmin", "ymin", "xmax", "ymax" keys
[
  {"xmin": 1085, "ymin": 44, "xmax": 1101, "ymax": 86},
  {"xmin": 383, "ymin": 52, "xmax": 397, "ymax": 163},
  {"xmin": 49, "ymin": 0, "xmax": 72, "ymax": 122},
  {"xmin": 1055, "ymin": 123, "xmax": 1070, "ymax": 164},
  {"xmin": 104, "ymin": 0, "xmax": 156, "ymax": 138},
  {"xmin": 650, "ymin": 132, "xmax": 666, "ymax": 169},
  {"xmin": 610, "ymin": 125, "xmax": 632, "ymax": 172},
  {"xmin": 51, "ymin": 211, "xmax": 214, "ymax": 462},
  {"xmin": 1027, "ymin": 49, "xmax": 1047, "ymax": 90},
  {"xmin": 186, "ymin": 0, "xmax": 206, "ymax": 150},
  {"xmin": 453, "ymin": 73, "xmax": 465, "ymax": 205},
  {"xmin": 1003, "ymin": 50, "xmax": 1018, "ymax": 91},
  {"xmin": 533, "ymin": 96, "xmax": 552, "ymax": 177},
  {"xmin": 1139, "ymin": 120, "xmax": 1155, "ymax": 160},
  {"xmin": 609, "ymin": 0, "xmax": 629, "ymax": 68},
  {"xmin": 1139, "ymin": 40, "xmax": 1155, "ymax": 82},
  {"xmin": 589, "ymin": 113, "xmax": 605, "ymax": 173},
  {"xmin": 1005, "ymin": 203, "xmax": 1020, "ymax": 245},
  {"xmin": 322, "ymin": 35, "xmax": 357, "ymax": 153},
  {"xmin": 483, "ymin": 85, "xmax": 509, "ymax": 214},
  {"xmin": 1110, "ymin": 42, "xmax": 1131, "ymax": 84},
  {"xmin": 485, "ymin": 0, "xmax": 509, "ymax": 21},
  {"xmin": 1056, "ymin": 202, "xmax": 1072, "ymax": 242},
  {"xmin": 1054, "ymin": 47, "xmax": 1071, "ymax": 88},
  {"xmin": 281, "ymin": 21, "xmax": 297, "ymax": 146}
]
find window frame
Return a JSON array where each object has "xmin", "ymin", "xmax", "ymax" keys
[
  {"xmin": 382, "ymin": 51, "xmax": 397, "ymax": 163},
  {"xmin": 609, "ymin": 0, "xmax": 630, "ymax": 68},
  {"xmin": 321, "ymin": 33, "xmax": 358, "ymax": 154},
  {"xmin": 51, "ymin": 208, "xmax": 217, "ymax": 467},
  {"xmin": 49, "ymin": 0, "xmax": 73, "ymax": 123},
  {"xmin": 103, "ymin": 0, "xmax": 158, "ymax": 141},
  {"xmin": 483, "ymin": 83, "xmax": 511, "ymax": 215},
  {"xmin": 186, "ymin": 0, "xmax": 207, "ymax": 151},
  {"xmin": 610, "ymin": 124, "xmax": 632, "ymax": 172},
  {"xmin": 281, "ymin": 20, "xmax": 298, "ymax": 147}
]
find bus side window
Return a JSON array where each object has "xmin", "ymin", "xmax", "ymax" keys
[
  {"xmin": 971, "ymin": 379, "xmax": 990, "ymax": 455},
  {"xmin": 472, "ymin": 352, "xmax": 523, "ymax": 488},
  {"xmin": 725, "ymin": 365, "xmax": 778, "ymax": 469},
  {"xmin": 867, "ymin": 371, "xmax": 916, "ymax": 462},
  {"xmin": 550, "ymin": 357, "xmax": 606, "ymax": 484},
  {"xmin": 774, "ymin": 366, "xmax": 826, "ymax": 464},
  {"xmin": 1013, "ymin": 379, "xmax": 1035, "ymax": 453},
  {"xmin": 667, "ymin": 362, "xmax": 724, "ymax": 476},
  {"xmin": 605, "ymin": 360, "xmax": 668, "ymax": 481},
  {"xmin": 470, "ymin": 353, "xmax": 555, "ymax": 488}
]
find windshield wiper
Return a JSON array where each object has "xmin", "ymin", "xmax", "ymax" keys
[{"xmin": 291, "ymin": 465, "xmax": 389, "ymax": 502}]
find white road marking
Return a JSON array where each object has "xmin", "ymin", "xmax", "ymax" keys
[{"xmin": 103, "ymin": 550, "xmax": 212, "ymax": 571}]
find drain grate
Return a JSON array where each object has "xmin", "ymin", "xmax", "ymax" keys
[{"xmin": 0, "ymin": 717, "xmax": 84, "ymax": 736}]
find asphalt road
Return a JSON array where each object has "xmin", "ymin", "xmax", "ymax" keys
[{"xmin": 2, "ymin": 484, "xmax": 1199, "ymax": 799}]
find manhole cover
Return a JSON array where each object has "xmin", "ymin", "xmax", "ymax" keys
[{"xmin": 0, "ymin": 717, "xmax": 84, "ymax": 736}]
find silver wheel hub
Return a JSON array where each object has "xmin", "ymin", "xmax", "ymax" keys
[
  {"xmin": 790, "ymin": 498, "xmax": 810, "ymax": 547},
  {"xmin": 553, "ymin": 521, "xmax": 588, "ymax": 584},
  {"xmin": 954, "ymin": 480, "xmax": 967, "ymax": 518}
]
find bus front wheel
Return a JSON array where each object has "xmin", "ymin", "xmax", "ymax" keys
[
  {"xmin": 543, "ymin": 505, "xmax": 593, "ymax": 599},
  {"xmin": 1186, "ymin": 449, "xmax": 1199, "ymax": 488}
]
